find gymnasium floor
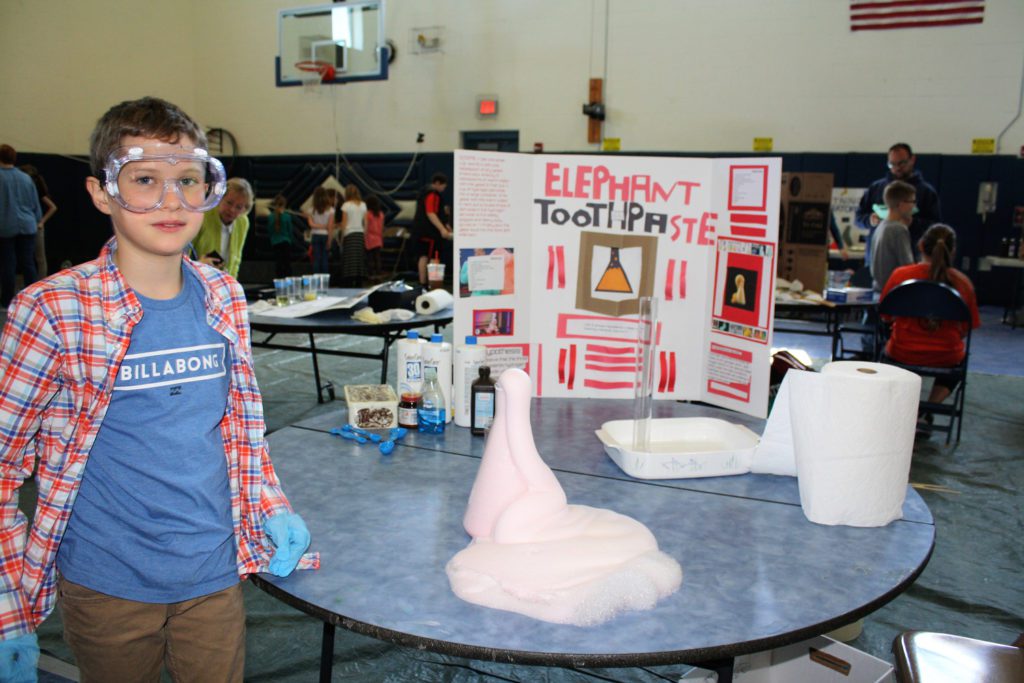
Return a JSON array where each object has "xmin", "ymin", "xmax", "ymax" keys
[{"xmin": 24, "ymin": 304, "xmax": 1024, "ymax": 681}]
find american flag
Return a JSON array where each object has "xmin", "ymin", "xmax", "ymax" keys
[{"xmin": 851, "ymin": 0, "xmax": 984, "ymax": 32}]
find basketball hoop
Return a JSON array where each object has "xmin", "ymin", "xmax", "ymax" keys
[{"xmin": 294, "ymin": 60, "xmax": 336, "ymax": 83}]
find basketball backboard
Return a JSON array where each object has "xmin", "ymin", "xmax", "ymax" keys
[{"xmin": 277, "ymin": 1, "xmax": 388, "ymax": 86}]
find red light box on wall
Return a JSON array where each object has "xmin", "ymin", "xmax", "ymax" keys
[{"xmin": 477, "ymin": 96, "xmax": 498, "ymax": 118}]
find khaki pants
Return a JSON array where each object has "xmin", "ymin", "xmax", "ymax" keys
[{"xmin": 59, "ymin": 577, "xmax": 245, "ymax": 683}]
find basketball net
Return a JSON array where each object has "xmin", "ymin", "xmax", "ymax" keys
[{"xmin": 295, "ymin": 61, "xmax": 335, "ymax": 96}]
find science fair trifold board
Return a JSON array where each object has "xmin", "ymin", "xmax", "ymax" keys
[{"xmin": 453, "ymin": 151, "xmax": 781, "ymax": 418}]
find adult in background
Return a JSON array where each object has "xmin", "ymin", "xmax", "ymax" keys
[
  {"xmin": 0, "ymin": 144, "xmax": 42, "ymax": 306},
  {"xmin": 412, "ymin": 172, "xmax": 453, "ymax": 286},
  {"xmin": 193, "ymin": 177, "xmax": 254, "ymax": 279},
  {"xmin": 20, "ymin": 164, "xmax": 58, "ymax": 278},
  {"xmin": 855, "ymin": 142, "xmax": 941, "ymax": 262},
  {"xmin": 339, "ymin": 184, "xmax": 367, "ymax": 286}
]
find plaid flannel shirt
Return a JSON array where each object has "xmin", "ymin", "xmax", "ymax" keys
[{"xmin": 0, "ymin": 238, "xmax": 318, "ymax": 638}]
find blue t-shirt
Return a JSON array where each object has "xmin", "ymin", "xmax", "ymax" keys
[{"xmin": 57, "ymin": 268, "xmax": 237, "ymax": 602}]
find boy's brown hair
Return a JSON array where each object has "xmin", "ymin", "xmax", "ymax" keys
[
  {"xmin": 89, "ymin": 96, "xmax": 207, "ymax": 178},
  {"xmin": 883, "ymin": 180, "xmax": 916, "ymax": 210}
]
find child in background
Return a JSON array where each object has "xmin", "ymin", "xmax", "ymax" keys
[
  {"xmin": 869, "ymin": 180, "xmax": 916, "ymax": 292},
  {"xmin": 305, "ymin": 186, "xmax": 335, "ymax": 273},
  {"xmin": 364, "ymin": 194, "xmax": 385, "ymax": 280},
  {"xmin": 0, "ymin": 96, "xmax": 316, "ymax": 682},
  {"xmin": 267, "ymin": 194, "xmax": 295, "ymax": 278},
  {"xmin": 881, "ymin": 223, "xmax": 980, "ymax": 432},
  {"xmin": 338, "ymin": 184, "xmax": 367, "ymax": 287}
]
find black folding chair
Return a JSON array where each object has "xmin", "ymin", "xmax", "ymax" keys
[
  {"xmin": 877, "ymin": 279, "xmax": 973, "ymax": 443},
  {"xmin": 892, "ymin": 631, "xmax": 1024, "ymax": 682},
  {"xmin": 835, "ymin": 266, "xmax": 879, "ymax": 360}
]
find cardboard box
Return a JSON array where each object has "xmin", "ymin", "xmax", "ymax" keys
[
  {"xmin": 777, "ymin": 173, "xmax": 834, "ymax": 292},
  {"xmin": 344, "ymin": 384, "xmax": 399, "ymax": 429},
  {"xmin": 779, "ymin": 243, "xmax": 829, "ymax": 292},
  {"xmin": 681, "ymin": 636, "xmax": 894, "ymax": 683},
  {"xmin": 781, "ymin": 172, "xmax": 834, "ymax": 246},
  {"xmin": 825, "ymin": 287, "xmax": 875, "ymax": 304}
]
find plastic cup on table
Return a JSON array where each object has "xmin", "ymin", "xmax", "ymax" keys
[
  {"xmin": 427, "ymin": 263, "xmax": 445, "ymax": 290},
  {"xmin": 286, "ymin": 276, "xmax": 300, "ymax": 304},
  {"xmin": 301, "ymin": 275, "xmax": 317, "ymax": 301},
  {"xmin": 273, "ymin": 278, "xmax": 290, "ymax": 306}
]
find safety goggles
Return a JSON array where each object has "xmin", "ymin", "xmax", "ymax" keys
[{"xmin": 103, "ymin": 145, "xmax": 227, "ymax": 213}]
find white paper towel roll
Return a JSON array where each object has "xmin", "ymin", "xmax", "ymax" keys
[
  {"xmin": 750, "ymin": 373, "xmax": 799, "ymax": 476},
  {"xmin": 787, "ymin": 361, "xmax": 921, "ymax": 527},
  {"xmin": 416, "ymin": 289, "xmax": 454, "ymax": 314}
]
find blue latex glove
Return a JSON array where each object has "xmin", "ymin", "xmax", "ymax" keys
[
  {"xmin": 0, "ymin": 633, "xmax": 39, "ymax": 683},
  {"xmin": 265, "ymin": 512, "xmax": 311, "ymax": 577}
]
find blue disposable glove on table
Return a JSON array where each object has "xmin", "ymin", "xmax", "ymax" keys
[
  {"xmin": 265, "ymin": 512, "xmax": 311, "ymax": 577},
  {"xmin": 0, "ymin": 633, "xmax": 39, "ymax": 683}
]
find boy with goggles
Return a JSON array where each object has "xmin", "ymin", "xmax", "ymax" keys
[
  {"xmin": 0, "ymin": 96, "xmax": 317, "ymax": 682},
  {"xmin": 102, "ymin": 144, "xmax": 227, "ymax": 214}
]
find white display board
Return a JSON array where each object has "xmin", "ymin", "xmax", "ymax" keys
[{"xmin": 453, "ymin": 151, "xmax": 781, "ymax": 418}]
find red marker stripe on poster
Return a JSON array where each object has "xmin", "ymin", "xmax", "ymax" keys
[
  {"xmin": 664, "ymin": 260, "xmax": 676, "ymax": 301},
  {"xmin": 658, "ymin": 351, "xmax": 668, "ymax": 392},
  {"xmin": 583, "ymin": 379, "xmax": 635, "ymax": 390},
  {"xmin": 585, "ymin": 363, "xmax": 636, "ymax": 373},
  {"xmin": 668, "ymin": 352, "xmax": 677, "ymax": 392},
  {"xmin": 556, "ymin": 246, "xmax": 566, "ymax": 288},
  {"xmin": 678, "ymin": 260, "xmax": 687, "ymax": 299},
  {"xmin": 558, "ymin": 347, "xmax": 567, "ymax": 384},
  {"xmin": 586, "ymin": 344, "xmax": 633, "ymax": 355},
  {"xmin": 536, "ymin": 343, "xmax": 542, "ymax": 396},
  {"xmin": 731, "ymin": 225, "xmax": 767, "ymax": 238},
  {"xmin": 585, "ymin": 354, "xmax": 636, "ymax": 365},
  {"xmin": 568, "ymin": 344, "xmax": 577, "ymax": 390},
  {"xmin": 547, "ymin": 246, "xmax": 555, "ymax": 289},
  {"xmin": 731, "ymin": 213, "xmax": 768, "ymax": 225}
]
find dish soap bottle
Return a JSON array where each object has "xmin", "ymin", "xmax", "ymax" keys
[
  {"xmin": 470, "ymin": 366, "xmax": 496, "ymax": 435},
  {"xmin": 418, "ymin": 366, "xmax": 446, "ymax": 434}
]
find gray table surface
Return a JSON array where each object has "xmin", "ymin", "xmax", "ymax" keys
[{"xmin": 257, "ymin": 399, "xmax": 935, "ymax": 667}]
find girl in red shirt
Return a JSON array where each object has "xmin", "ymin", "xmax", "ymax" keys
[
  {"xmin": 364, "ymin": 194, "xmax": 385, "ymax": 279},
  {"xmin": 881, "ymin": 223, "xmax": 980, "ymax": 408}
]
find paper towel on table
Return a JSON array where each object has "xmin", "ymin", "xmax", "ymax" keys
[
  {"xmin": 787, "ymin": 361, "xmax": 921, "ymax": 527},
  {"xmin": 750, "ymin": 373, "xmax": 799, "ymax": 476},
  {"xmin": 416, "ymin": 289, "xmax": 454, "ymax": 314}
]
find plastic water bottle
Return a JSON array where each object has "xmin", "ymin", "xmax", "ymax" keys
[
  {"xmin": 418, "ymin": 366, "xmax": 446, "ymax": 433},
  {"xmin": 422, "ymin": 333, "xmax": 453, "ymax": 423}
]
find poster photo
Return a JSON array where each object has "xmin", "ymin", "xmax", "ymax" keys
[
  {"xmin": 458, "ymin": 247, "xmax": 515, "ymax": 297},
  {"xmin": 472, "ymin": 308, "xmax": 514, "ymax": 337}
]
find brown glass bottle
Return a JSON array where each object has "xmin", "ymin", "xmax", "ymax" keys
[{"xmin": 470, "ymin": 366, "xmax": 496, "ymax": 435}]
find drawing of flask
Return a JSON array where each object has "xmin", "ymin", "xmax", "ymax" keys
[
  {"xmin": 596, "ymin": 247, "xmax": 633, "ymax": 293},
  {"xmin": 633, "ymin": 296, "xmax": 658, "ymax": 452}
]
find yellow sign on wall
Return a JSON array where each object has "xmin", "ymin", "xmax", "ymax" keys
[
  {"xmin": 753, "ymin": 137, "xmax": 773, "ymax": 152},
  {"xmin": 602, "ymin": 137, "xmax": 621, "ymax": 151},
  {"xmin": 971, "ymin": 138, "xmax": 995, "ymax": 154}
]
